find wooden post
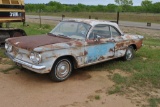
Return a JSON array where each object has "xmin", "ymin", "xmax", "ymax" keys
[
  {"xmin": 147, "ymin": 23, "xmax": 151, "ymax": 27},
  {"xmin": 62, "ymin": 14, "xmax": 65, "ymax": 20},
  {"xmin": 117, "ymin": 11, "xmax": 119, "ymax": 24},
  {"xmin": 23, "ymin": 21, "xmax": 25, "ymax": 27},
  {"xmin": 39, "ymin": 9, "xmax": 42, "ymax": 28},
  {"xmin": 0, "ymin": 23, "xmax": 2, "ymax": 28}
]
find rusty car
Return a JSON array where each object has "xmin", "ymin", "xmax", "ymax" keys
[{"xmin": 5, "ymin": 19, "xmax": 143, "ymax": 81}]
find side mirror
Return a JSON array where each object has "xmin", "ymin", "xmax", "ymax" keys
[{"xmin": 94, "ymin": 35, "xmax": 101, "ymax": 41}]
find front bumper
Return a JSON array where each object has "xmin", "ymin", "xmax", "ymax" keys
[{"xmin": 5, "ymin": 52, "xmax": 46, "ymax": 70}]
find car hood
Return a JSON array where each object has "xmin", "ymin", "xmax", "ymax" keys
[{"xmin": 7, "ymin": 34, "xmax": 73, "ymax": 51}]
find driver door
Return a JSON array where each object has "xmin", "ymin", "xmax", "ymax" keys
[{"xmin": 85, "ymin": 24, "xmax": 116, "ymax": 64}]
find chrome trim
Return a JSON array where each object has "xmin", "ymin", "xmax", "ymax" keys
[{"xmin": 5, "ymin": 52, "xmax": 46, "ymax": 70}]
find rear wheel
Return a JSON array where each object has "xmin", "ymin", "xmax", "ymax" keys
[
  {"xmin": 49, "ymin": 58, "xmax": 73, "ymax": 82},
  {"xmin": 12, "ymin": 31, "xmax": 23, "ymax": 37},
  {"xmin": 123, "ymin": 46, "xmax": 135, "ymax": 61}
]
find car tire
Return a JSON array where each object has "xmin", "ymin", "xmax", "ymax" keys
[
  {"xmin": 49, "ymin": 58, "xmax": 73, "ymax": 82},
  {"xmin": 123, "ymin": 46, "xmax": 135, "ymax": 61},
  {"xmin": 12, "ymin": 31, "xmax": 23, "ymax": 37}
]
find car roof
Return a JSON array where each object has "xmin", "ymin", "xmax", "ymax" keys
[
  {"xmin": 63, "ymin": 19, "xmax": 116, "ymax": 26},
  {"xmin": 62, "ymin": 19, "xmax": 123, "ymax": 34}
]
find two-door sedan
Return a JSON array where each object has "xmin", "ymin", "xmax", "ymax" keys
[{"xmin": 5, "ymin": 19, "xmax": 143, "ymax": 81}]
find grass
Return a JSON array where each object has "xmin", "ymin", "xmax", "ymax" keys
[
  {"xmin": 144, "ymin": 38, "xmax": 160, "ymax": 46},
  {"xmin": 27, "ymin": 12, "xmax": 160, "ymax": 24},
  {"xmin": 95, "ymin": 95, "xmax": 101, "ymax": 100},
  {"xmin": 0, "ymin": 49, "xmax": 6, "ymax": 58},
  {"xmin": 0, "ymin": 66, "xmax": 17, "ymax": 74},
  {"xmin": 9, "ymin": 22, "xmax": 53, "ymax": 35},
  {"xmin": 112, "ymin": 73, "xmax": 127, "ymax": 84},
  {"xmin": 149, "ymin": 98, "xmax": 160, "ymax": 107},
  {"xmin": 108, "ymin": 85, "xmax": 122, "ymax": 95}
]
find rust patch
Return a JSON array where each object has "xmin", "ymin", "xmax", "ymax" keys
[
  {"xmin": 130, "ymin": 40, "xmax": 136, "ymax": 44},
  {"xmin": 135, "ymin": 40, "xmax": 143, "ymax": 50},
  {"xmin": 86, "ymin": 39, "xmax": 101, "ymax": 45},
  {"xmin": 109, "ymin": 48, "xmax": 114, "ymax": 52},
  {"xmin": 43, "ymin": 44, "xmax": 53, "ymax": 49},
  {"xmin": 98, "ymin": 56, "xmax": 105, "ymax": 60},
  {"xmin": 8, "ymin": 35, "xmax": 72, "ymax": 51},
  {"xmin": 75, "ymin": 41, "xmax": 83, "ymax": 47},
  {"xmin": 108, "ymin": 56, "xmax": 114, "ymax": 58},
  {"xmin": 66, "ymin": 42, "xmax": 72, "ymax": 46},
  {"xmin": 84, "ymin": 51, "xmax": 88, "ymax": 56},
  {"xmin": 48, "ymin": 69, "xmax": 51, "ymax": 72},
  {"xmin": 116, "ymin": 42, "xmax": 124, "ymax": 48},
  {"xmin": 125, "ymin": 35, "xmax": 132, "ymax": 39},
  {"xmin": 78, "ymin": 52, "xmax": 84, "ymax": 56},
  {"xmin": 52, "ymin": 45, "xmax": 64, "ymax": 49}
]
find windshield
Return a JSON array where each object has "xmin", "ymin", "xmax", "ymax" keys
[{"xmin": 50, "ymin": 21, "xmax": 91, "ymax": 40}]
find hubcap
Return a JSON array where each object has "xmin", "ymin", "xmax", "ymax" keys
[
  {"xmin": 126, "ymin": 49, "xmax": 132, "ymax": 60},
  {"xmin": 56, "ymin": 60, "xmax": 70, "ymax": 79}
]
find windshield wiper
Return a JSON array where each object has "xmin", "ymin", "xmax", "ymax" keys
[
  {"xmin": 48, "ymin": 33, "xmax": 71, "ymax": 39},
  {"xmin": 47, "ymin": 33, "xmax": 57, "ymax": 36},
  {"xmin": 56, "ymin": 34, "xmax": 71, "ymax": 39}
]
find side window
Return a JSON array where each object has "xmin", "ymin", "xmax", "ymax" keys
[
  {"xmin": 110, "ymin": 26, "xmax": 121, "ymax": 37},
  {"xmin": 89, "ymin": 24, "xmax": 111, "ymax": 39}
]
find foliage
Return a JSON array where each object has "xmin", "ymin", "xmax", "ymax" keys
[
  {"xmin": 149, "ymin": 98, "xmax": 160, "ymax": 107},
  {"xmin": 0, "ymin": 66, "xmax": 17, "ymax": 74},
  {"xmin": 9, "ymin": 23, "xmax": 53, "ymax": 35},
  {"xmin": 25, "ymin": 1, "xmax": 160, "ymax": 13},
  {"xmin": 141, "ymin": 0, "xmax": 153, "ymax": 12},
  {"xmin": 115, "ymin": 0, "xmax": 133, "ymax": 6},
  {"xmin": 95, "ymin": 95, "xmax": 101, "ymax": 100},
  {"xmin": 108, "ymin": 85, "xmax": 122, "ymax": 94},
  {"xmin": 112, "ymin": 73, "xmax": 127, "ymax": 84}
]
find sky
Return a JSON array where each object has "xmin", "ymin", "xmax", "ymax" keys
[{"xmin": 25, "ymin": 0, "xmax": 159, "ymax": 6}]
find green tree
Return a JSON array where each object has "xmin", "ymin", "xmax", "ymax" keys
[
  {"xmin": 115, "ymin": 0, "xmax": 133, "ymax": 6},
  {"xmin": 152, "ymin": 2, "xmax": 160, "ymax": 13},
  {"xmin": 47, "ymin": 1, "xmax": 63, "ymax": 12},
  {"xmin": 141, "ymin": 0, "xmax": 152, "ymax": 12},
  {"xmin": 96, "ymin": 5, "xmax": 105, "ymax": 12},
  {"xmin": 106, "ymin": 4, "xmax": 118, "ymax": 12},
  {"xmin": 114, "ymin": 0, "xmax": 133, "ymax": 12},
  {"xmin": 77, "ymin": 4, "xmax": 86, "ymax": 12},
  {"xmin": 71, "ymin": 6, "xmax": 80, "ymax": 12}
]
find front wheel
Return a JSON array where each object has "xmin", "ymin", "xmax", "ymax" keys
[
  {"xmin": 49, "ymin": 58, "xmax": 73, "ymax": 82},
  {"xmin": 123, "ymin": 46, "xmax": 135, "ymax": 61}
]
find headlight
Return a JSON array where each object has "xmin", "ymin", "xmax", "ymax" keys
[
  {"xmin": 5, "ymin": 43, "xmax": 9, "ymax": 50},
  {"xmin": 30, "ymin": 52, "xmax": 42, "ymax": 64},
  {"xmin": 5, "ymin": 43, "xmax": 12, "ymax": 52}
]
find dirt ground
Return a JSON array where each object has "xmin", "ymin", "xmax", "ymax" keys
[
  {"xmin": 1, "ymin": 18, "xmax": 160, "ymax": 107},
  {"xmin": 0, "ymin": 65, "xmax": 136, "ymax": 107}
]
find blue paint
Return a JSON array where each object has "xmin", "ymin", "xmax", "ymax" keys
[{"xmin": 86, "ymin": 42, "xmax": 115, "ymax": 63}]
